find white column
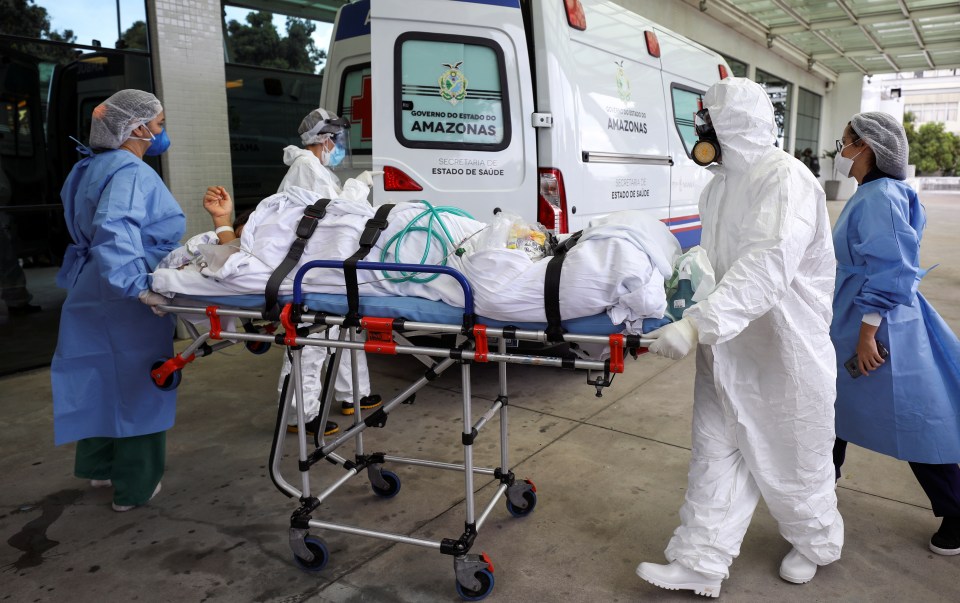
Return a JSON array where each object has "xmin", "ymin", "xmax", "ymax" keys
[
  {"xmin": 823, "ymin": 72, "xmax": 865, "ymax": 198},
  {"xmin": 148, "ymin": 0, "xmax": 233, "ymax": 239}
]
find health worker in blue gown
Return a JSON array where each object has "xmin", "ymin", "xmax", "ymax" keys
[
  {"xmin": 52, "ymin": 89, "xmax": 185, "ymax": 512},
  {"xmin": 831, "ymin": 111, "xmax": 960, "ymax": 556}
]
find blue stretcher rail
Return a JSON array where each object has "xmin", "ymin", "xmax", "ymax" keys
[{"xmin": 292, "ymin": 260, "xmax": 476, "ymax": 315}]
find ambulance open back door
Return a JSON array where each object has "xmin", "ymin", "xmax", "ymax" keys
[{"xmin": 369, "ymin": 0, "xmax": 537, "ymax": 223}]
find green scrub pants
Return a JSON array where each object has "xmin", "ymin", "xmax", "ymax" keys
[{"xmin": 74, "ymin": 431, "xmax": 165, "ymax": 506}]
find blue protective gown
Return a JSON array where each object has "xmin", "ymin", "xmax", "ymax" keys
[
  {"xmin": 831, "ymin": 177, "xmax": 960, "ymax": 464},
  {"xmin": 52, "ymin": 150, "xmax": 185, "ymax": 446}
]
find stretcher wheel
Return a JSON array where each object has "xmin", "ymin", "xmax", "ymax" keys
[
  {"xmin": 455, "ymin": 568, "xmax": 495, "ymax": 601},
  {"xmin": 506, "ymin": 490, "xmax": 538, "ymax": 518},
  {"xmin": 150, "ymin": 360, "xmax": 182, "ymax": 391},
  {"xmin": 245, "ymin": 341, "xmax": 272, "ymax": 355},
  {"xmin": 292, "ymin": 535, "xmax": 329, "ymax": 572},
  {"xmin": 371, "ymin": 470, "xmax": 401, "ymax": 499}
]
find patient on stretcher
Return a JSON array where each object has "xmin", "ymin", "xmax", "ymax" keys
[{"xmin": 151, "ymin": 184, "xmax": 682, "ymax": 333}]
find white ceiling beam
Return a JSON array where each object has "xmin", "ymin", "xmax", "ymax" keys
[
  {"xmin": 811, "ymin": 39, "xmax": 960, "ymax": 59},
  {"xmin": 695, "ymin": 0, "xmax": 840, "ymax": 80},
  {"xmin": 769, "ymin": 5, "xmax": 960, "ymax": 35},
  {"xmin": 766, "ymin": 0, "xmax": 870, "ymax": 74}
]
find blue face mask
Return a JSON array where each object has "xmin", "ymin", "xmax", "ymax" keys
[
  {"xmin": 325, "ymin": 142, "xmax": 346, "ymax": 167},
  {"xmin": 144, "ymin": 127, "xmax": 171, "ymax": 156}
]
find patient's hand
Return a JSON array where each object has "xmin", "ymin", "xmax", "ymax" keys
[{"xmin": 203, "ymin": 186, "xmax": 233, "ymax": 223}]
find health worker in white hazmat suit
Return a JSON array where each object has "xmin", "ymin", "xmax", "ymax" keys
[
  {"xmin": 276, "ymin": 108, "xmax": 381, "ymax": 438},
  {"xmin": 636, "ymin": 77, "xmax": 843, "ymax": 597}
]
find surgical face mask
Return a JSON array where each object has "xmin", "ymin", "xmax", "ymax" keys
[
  {"xmin": 132, "ymin": 126, "xmax": 171, "ymax": 156},
  {"xmin": 323, "ymin": 142, "xmax": 346, "ymax": 168},
  {"xmin": 691, "ymin": 109, "xmax": 721, "ymax": 166},
  {"xmin": 835, "ymin": 142, "xmax": 864, "ymax": 179}
]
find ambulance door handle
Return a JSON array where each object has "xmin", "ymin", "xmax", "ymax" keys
[
  {"xmin": 532, "ymin": 113, "xmax": 553, "ymax": 128},
  {"xmin": 582, "ymin": 151, "xmax": 673, "ymax": 166}
]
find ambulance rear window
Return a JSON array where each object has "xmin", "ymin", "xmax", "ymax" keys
[
  {"xmin": 671, "ymin": 85, "xmax": 704, "ymax": 159},
  {"xmin": 338, "ymin": 63, "xmax": 372, "ymax": 155},
  {"xmin": 394, "ymin": 33, "xmax": 510, "ymax": 151}
]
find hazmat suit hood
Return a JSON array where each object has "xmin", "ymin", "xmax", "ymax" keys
[{"xmin": 703, "ymin": 78, "xmax": 777, "ymax": 173}]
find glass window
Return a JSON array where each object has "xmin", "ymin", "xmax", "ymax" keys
[
  {"xmin": 794, "ymin": 87, "xmax": 822, "ymax": 160},
  {"xmin": 905, "ymin": 102, "xmax": 960, "ymax": 123},
  {"xmin": 223, "ymin": 4, "xmax": 332, "ymax": 75},
  {"xmin": 395, "ymin": 33, "xmax": 510, "ymax": 151},
  {"xmin": 717, "ymin": 52, "xmax": 748, "ymax": 78},
  {"xmin": 221, "ymin": 4, "xmax": 332, "ymax": 208},
  {"xmin": 338, "ymin": 64, "xmax": 372, "ymax": 155},
  {"xmin": 224, "ymin": 65, "xmax": 324, "ymax": 208},
  {"xmin": 755, "ymin": 68, "xmax": 792, "ymax": 151},
  {"xmin": 670, "ymin": 84, "xmax": 704, "ymax": 158},
  {"xmin": 0, "ymin": 0, "xmax": 149, "ymax": 51},
  {"xmin": 0, "ymin": 31, "xmax": 155, "ymax": 374}
]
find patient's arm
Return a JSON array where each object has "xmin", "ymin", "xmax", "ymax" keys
[{"xmin": 203, "ymin": 186, "xmax": 238, "ymax": 244}]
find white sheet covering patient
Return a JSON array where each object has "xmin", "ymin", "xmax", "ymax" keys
[{"xmin": 151, "ymin": 185, "xmax": 681, "ymax": 333}]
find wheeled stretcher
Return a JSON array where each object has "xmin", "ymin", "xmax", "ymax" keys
[{"xmin": 151, "ymin": 257, "xmax": 659, "ymax": 601}]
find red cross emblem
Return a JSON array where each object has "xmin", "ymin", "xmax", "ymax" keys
[{"xmin": 350, "ymin": 74, "xmax": 372, "ymax": 143}]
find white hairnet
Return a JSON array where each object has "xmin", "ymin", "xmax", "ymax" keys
[
  {"xmin": 850, "ymin": 112, "xmax": 909, "ymax": 180},
  {"xmin": 299, "ymin": 108, "xmax": 344, "ymax": 146},
  {"xmin": 88, "ymin": 89, "xmax": 163, "ymax": 150}
]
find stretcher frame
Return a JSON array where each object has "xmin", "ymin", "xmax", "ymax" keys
[{"xmin": 152, "ymin": 260, "xmax": 646, "ymax": 600}]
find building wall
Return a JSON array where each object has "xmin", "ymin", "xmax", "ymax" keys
[
  {"xmin": 148, "ymin": 0, "xmax": 233, "ymax": 239},
  {"xmin": 828, "ymin": 72, "xmax": 866, "ymax": 198},
  {"xmin": 612, "ymin": 0, "xmax": 842, "ymax": 162}
]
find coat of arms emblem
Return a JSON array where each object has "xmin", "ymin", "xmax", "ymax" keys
[
  {"xmin": 615, "ymin": 60, "xmax": 631, "ymax": 103},
  {"xmin": 439, "ymin": 61, "xmax": 468, "ymax": 106}
]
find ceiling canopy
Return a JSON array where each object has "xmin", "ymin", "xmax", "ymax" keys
[{"xmin": 682, "ymin": 0, "xmax": 960, "ymax": 81}]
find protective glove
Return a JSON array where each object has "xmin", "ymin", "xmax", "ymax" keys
[
  {"xmin": 138, "ymin": 290, "xmax": 172, "ymax": 317},
  {"xmin": 355, "ymin": 170, "xmax": 383, "ymax": 187},
  {"xmin": 647, "ymin": 317, "xmax": 699, "ymax": 360}
]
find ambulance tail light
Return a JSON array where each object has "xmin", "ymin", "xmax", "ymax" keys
[
  {"xmin": 538, "ymin": 168, "xmax": 569, "ymax": 235},
  {"xmin": 645, "ymin": 31, "xmax": 661, "ymax": 58},
  {"xmin": 719, "ymin": 64, "xmax": 729, "ymax": 79},
  {"xmin": 383, "ymin": 165, "xmax": 423, "ymax": 191},
  {"xmin": 564, "ymin": 0, "xmax": 586, "ymax": 31}
]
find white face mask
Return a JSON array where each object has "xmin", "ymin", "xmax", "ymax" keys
[{"xmin": 835, "ymin": 143, "xmax": 864, "ymax": 179}]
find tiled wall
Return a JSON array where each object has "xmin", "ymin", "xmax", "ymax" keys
[{"xmin": 150, "ymin": 0, "xmax": 233, "ymax": 239}]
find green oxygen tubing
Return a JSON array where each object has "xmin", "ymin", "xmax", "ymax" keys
[{"xmin": 378, "ymin": 201, "xmax": 474, "ymax": 283}]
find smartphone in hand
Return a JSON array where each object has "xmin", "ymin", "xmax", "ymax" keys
[{"xmin": 844, "ymin": 340, "xmax": 890, "ymax": 379}]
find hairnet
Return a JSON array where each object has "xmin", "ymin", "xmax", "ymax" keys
[
  {"xmin": 850, "ymin": 112, "xmax": 909, "ymax": 180},
  {"xmin": 299, "ymin": 108, "xmax": 346, "ymax": 146},
  {"xmin": 88, "ymin": 89, "xmax": 163, "ymax": 150}
]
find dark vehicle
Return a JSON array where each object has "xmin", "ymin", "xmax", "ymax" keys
[{"xmin": 224, "ymin": 63, "xmax": 324, "ymax": 209}]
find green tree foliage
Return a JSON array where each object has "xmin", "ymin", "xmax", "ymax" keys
[
  {"xmin": 119, "ymin": 20, "xmax": 148, "ymax": 51},
  {"xmin": 224, "ymin": 11, "xmax": 326, "ymax": 73},
  {"xmin": 0, "ymin": 0, "xmax": 77, "ymax": 63},
  {"xmin": 904, "ymin": 111, "xmax": 960, "ymax": 176}
]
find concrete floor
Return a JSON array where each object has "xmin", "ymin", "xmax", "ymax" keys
[{"xmin": 2, "ymin": 193, "xmax": 958, "ymax": 602}]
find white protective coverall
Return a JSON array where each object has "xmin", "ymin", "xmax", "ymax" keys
[
  {"xmin": 664, "ymin": 77, "xmax": 843, "ymax": 578},
  {"xmin": 276, "ymin": 146, "xmax": 371, "ymax": 417}
]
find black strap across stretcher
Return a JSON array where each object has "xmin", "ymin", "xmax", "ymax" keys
[
  {"xmin": 343, "ymin": 203, "xmax": 395, "ymax": 326},
  {"xmin": 543, "ymin": 230, "xmax": 584, "ymax": 343},
  {"xmin": 264, "ymin": 198, "xmax": 331, "ymax": 320}
]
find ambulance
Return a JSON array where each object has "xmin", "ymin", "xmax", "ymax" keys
[{"xmin": 320, "ymin": 0, "xmax": 731, "ymax": 247}]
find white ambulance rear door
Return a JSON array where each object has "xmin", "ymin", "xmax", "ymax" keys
[
  {"xmin": 369, "ymin": 0, "xmax": 536, "ymax": 222},
  {"xmin": 319, "ymin": 0, "xmax": 373, "ymax": 177},
  {"xmin": 538, "ymin": 0, "xmax": 673, "ymax": 232},
  {"xmin": 655, "ymin": 27, "xmax": 728, "ymax": 248}
]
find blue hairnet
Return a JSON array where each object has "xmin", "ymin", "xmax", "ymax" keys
[
  {"xmin": 89, "ymin": 89, "xmax": 163, "ymax": 150},
  {"xmin": 851, "ymin": 112, "xmax": 909, "ymax": 180}
]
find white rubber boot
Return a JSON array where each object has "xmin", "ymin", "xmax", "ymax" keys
[
  {"xmin": 779, "ymin": 548, "xmax": 818, "ymax": 584},
  {"xmin": 636, "ymin": 561, "xmax": 722, "ymax": 598}
]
